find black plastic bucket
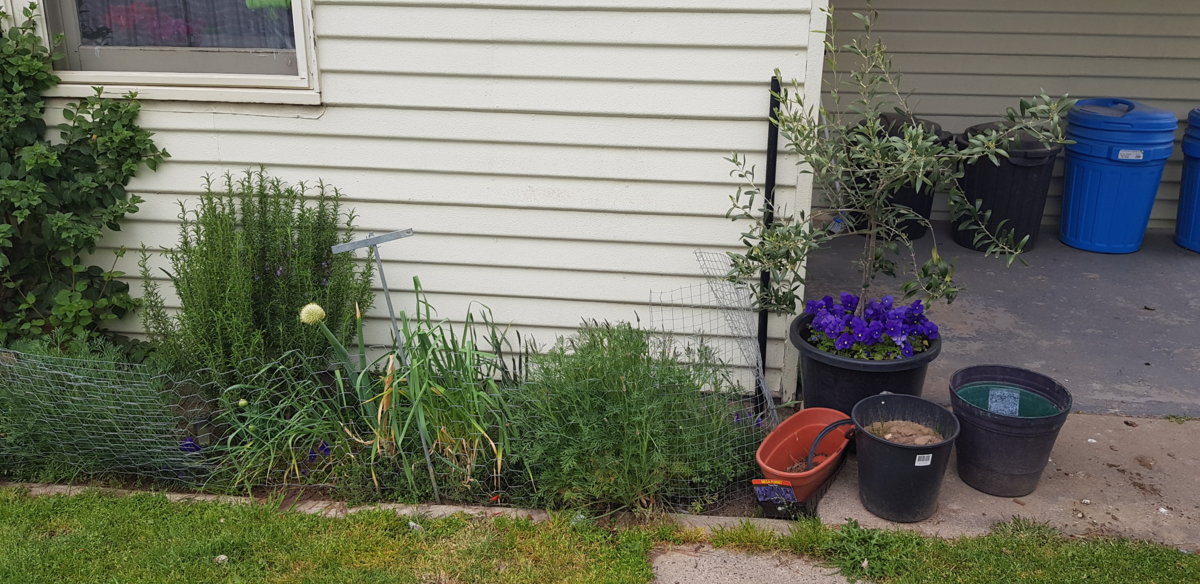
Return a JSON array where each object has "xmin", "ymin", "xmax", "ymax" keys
[
  {"xmin": 950, "ymin": 365, "xmax": 1072, "ymax": 497},
  {"xmin": 852, "ymin": 394, "xmax": 960, "ymax": 523}
]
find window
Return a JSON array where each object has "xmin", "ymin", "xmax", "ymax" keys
[{"xmin": 35, "ymin": 0, "xmax": 318, "ymax": 103}]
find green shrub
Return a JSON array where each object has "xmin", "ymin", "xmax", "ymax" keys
[
  {"xmin": 0, "ymin": 5, "xmax": 168, "ymax": 344},
  {"xmin": 0, "ymin": 332, "xmax": 205, "ymax": 484},
  {"xmin": 140, "ymin": 169, "xmax": 373, "ymax": 380},
  {"xmin": 509, "ymin": 322, "xmax": 758, "ymax": 512}
]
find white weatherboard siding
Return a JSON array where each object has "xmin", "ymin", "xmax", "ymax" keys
[
  {"xmin": 73, "ymin": 0, "xmax": 827, "ymax": 398},
  {"xmin": 828, "ymin": 0, "xmax": 1200, "ymax": 227}
]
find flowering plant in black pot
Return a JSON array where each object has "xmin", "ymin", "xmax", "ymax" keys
[
  {"xmin": 804, "ymin": 293, "xmax": 937, "ymax": 361},
  {"xmin": 725, "ymin": 7, "xmax": 1070, "ymax": 413}
]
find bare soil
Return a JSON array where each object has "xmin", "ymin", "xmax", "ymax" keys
[
  {"xmin": 785, "ymin": 452, "xmax": 832, "ymax": 474},
  {"xmin": 865, "ymin": 420, "xmax": 943, "ymax": 446}
]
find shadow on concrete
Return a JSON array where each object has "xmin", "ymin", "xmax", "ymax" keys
[{"xmin": 803, "ymin": 222, "xmax": 1200, "ymax": 417}]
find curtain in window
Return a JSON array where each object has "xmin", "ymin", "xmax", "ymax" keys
[{"xmin": 75, "ymin": 0, "xmax": 295, "ymax": 49}]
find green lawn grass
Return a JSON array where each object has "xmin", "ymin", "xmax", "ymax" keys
[
  {"xmin": 712, "ymin": 518, "xmax": 1199, "ymax": 584},
  {"xmin": 2, "ymin": 486, "xmax": 1195, "ymax": 584},
  {"xmin": 0, "ymin": 488, "xmax": 655, "ymax": 583}
]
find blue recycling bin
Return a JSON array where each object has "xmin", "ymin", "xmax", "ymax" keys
[
  {"xmin": 1060, "ymin": 98, "xmax": 1179, "ymax": 253},
  {"xmin": 1176, "ymin": 108, "xmax": 1200, "ymax": 252}
]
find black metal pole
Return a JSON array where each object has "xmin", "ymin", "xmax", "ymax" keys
[{"xmin": 755, "ymin": 76, "xmax": 781, "ymax": 417}]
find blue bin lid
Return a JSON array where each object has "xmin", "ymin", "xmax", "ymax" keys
[
  {"xmin": 1068, "ymin": 98, "xmax": 1178, "ymax": 132},
  {"xmin": 1190, "ymin": 107, "xmax": 1200, "ymax": 129}
]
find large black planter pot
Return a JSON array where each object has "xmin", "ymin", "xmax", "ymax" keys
[
  {"xmin": 950, "ymin": 365, "xmax": 1072, "ymax": 497},
  {"xmin": 790, "ymin": 314, "xmax": 941, "ymax": 415}
]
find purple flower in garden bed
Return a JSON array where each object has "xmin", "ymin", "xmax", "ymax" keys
[
  {"xmin": 803, "ymin": 293, "xmax": 938, "ymax": 360},
  {"xmin": 179, "ymin": 437, "xmax": 202, "ymax": 453},
  {"xmin": 308, "ymin": 440, "xmax": 332, "ymax": 462}
]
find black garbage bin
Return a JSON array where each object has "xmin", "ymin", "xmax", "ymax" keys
[
  {"xmin": 953, "ymin": 122, "xmax": 1062, "ymax": 251},
  {"xmin": 874, "ymin": 113, "xmax": 954, "ymax": 240}
]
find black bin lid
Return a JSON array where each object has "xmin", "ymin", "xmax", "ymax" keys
[
  {"xmin": 859, "ymin": 112, "xmax": 953, "ymax": 145},
  {"xmin": 957, "ymin": 121, "xmax": 1063, "ymax": 158}
]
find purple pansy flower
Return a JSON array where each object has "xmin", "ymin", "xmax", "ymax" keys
[
  {"xmin": 804, "ymin": 292, "xmax": 938, "ymax": 360},
  {"xmin": 835, "ymin": 332, "xmax": 855, "ymax": 350}
]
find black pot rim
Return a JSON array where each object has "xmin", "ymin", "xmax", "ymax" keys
[
  {"xmin": 851, "ymin": 393, "xmax": 961, "ymax": 449},
  {"xmin": 949, "ymin": 364, "xmax": 1073, "ymax": 419},
  {"xmin": 789, "ymin": 313, "xmax": 942, "ymax": 373}
]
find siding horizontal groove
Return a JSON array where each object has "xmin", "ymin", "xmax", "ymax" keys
[
  {"xmin": 124, "ymin": 260, "xmax": 717, "ymax": 280},
  {"xmin": 318, "ymin": 69, "xmax": 794, "ymax": 87},
  {"xmin": 865, "ymin": 29, "xmax": 1200, "ymax": 41},
  {"xmin": 853, "ymin": 9, "xmax": 1200, "ymax": 17},
  {"xmin": 318, "ymin": 1, "xmax": 810, "ymax": 16},
  {"xmin": 127, "ymin": 165, "xmax": 769, "ymax": 188},
  {"xmin": 122, "ymin": 221, "xmax": 749, "ymax": 249},
  {"xmin": 130, "ymin": 277, "xmax": 768, "ymax": 313},
  {"xmin": 369, "ymin": 260, "xmax": 712, "ymax": 279},
  {"xmin": 889, "ymin": 69, "xmax": 1200, "ymax": 82},
  {"xmin": 143, "ymin": 127, "xmax": 764, "ymax": 155},
  {"xmin": 128, "ymin": 180, "xmax": 778, "ymax": 200},
  {"xmin": 317, "ymin": 35, "xmax": 807, "ymax": 51},
  {"xmin": 316, "ymin": 102, "xmax": 774, "ymax": 123},
  {"xmin": 129, "ymin": 198, "xmax": 738, "ymax": 220}
]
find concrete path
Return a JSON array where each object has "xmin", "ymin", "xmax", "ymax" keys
[
  {"xmin": 817, "ymin": 413, "xmax": 1198, "ymax": 549},
  {"xmin": 653, "ymin": 545, "xmax": 848, "ymax": 584},
  {"xmin": 652, "ymin": 413, "xmax": 1198, "ymax": 583}
]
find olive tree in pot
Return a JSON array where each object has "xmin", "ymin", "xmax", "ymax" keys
[{"xmin": 726, "ymin": 8, "xmax": 1073, "ymax": 414}]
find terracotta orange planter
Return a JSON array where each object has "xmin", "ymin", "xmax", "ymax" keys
[{"xmin": 755, "ymin": 407, "xmax": 853, "ymax": 502}]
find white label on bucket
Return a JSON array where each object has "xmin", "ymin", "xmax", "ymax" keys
[
  {"xmin": 1118, "ymin": 149, "xmax": 1145, "ymax": 160},
  {"xmin": 915, "ymin": 454, "xmax": 932, "ymax": 467},
  {"xmin": 988, "ymin": 387, "xmax": 1022, "ymax": 417}
]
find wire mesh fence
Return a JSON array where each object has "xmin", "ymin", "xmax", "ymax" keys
[
  {"xmin": 640, "ymin": 250, "xmax": 779, "ymax": 511},
  {"xmin": 0, "ymin": 349, "xmax": 214, "ymax": 486},
  {"xmin": 0, "ymin": 347, "xmax": 533, "ymax": 504}
]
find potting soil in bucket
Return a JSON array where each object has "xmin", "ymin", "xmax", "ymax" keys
[
  {"xmin": 851, "ymin": 394, "xmax": 959, "ymax": 523},
  {"xmin": 950, "ymin": 365, "xmax": 1072, "ymax": 497}
]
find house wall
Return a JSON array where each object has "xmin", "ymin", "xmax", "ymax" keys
[
  {"xmin": 72, "ymin": 0, "xmax": 826, "ymax": 397},
  {"xmin": 828, "ymin": 0, "xmax": 1200, "ymax": 228}
]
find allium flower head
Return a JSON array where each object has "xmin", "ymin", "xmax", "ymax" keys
[{"xmin": 300, "ymin": 303, "xmax": 326, "ymax": 325}]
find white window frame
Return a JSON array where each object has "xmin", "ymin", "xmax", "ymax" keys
[{"xmin": 3, "ymin": 0, "xmax": 320, "ymax": 104}]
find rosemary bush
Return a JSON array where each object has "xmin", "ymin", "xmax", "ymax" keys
[
  {"xmin": 140, "ymin": 169, "xmax": 374, "ymax": 380},
  {"xmin": 509, "ymin": 322, "xmax": 757, "ymax": 513}
]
